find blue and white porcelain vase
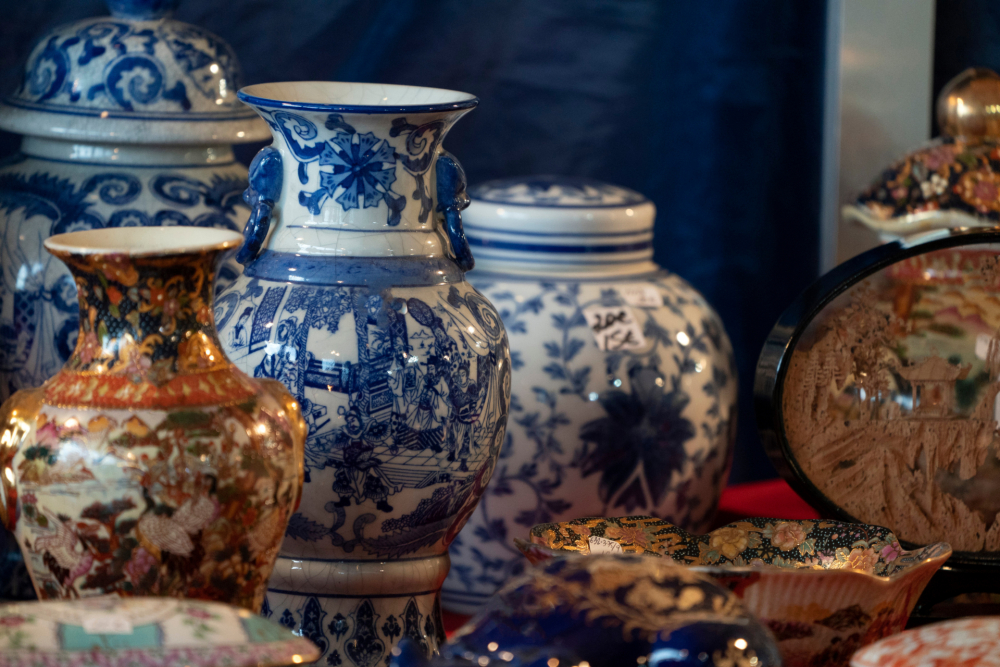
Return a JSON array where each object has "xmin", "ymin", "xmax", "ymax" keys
[
  {"xmin": 216, "ymin": 82, "xmax": 511, "ymax": 661},
  {"xmin": 0, "ymin": 0, "xmax": 269, "ymax": 599},
  {"xmin": 441, "ymin": 176, "xmax": 738, "ymax": 614}
]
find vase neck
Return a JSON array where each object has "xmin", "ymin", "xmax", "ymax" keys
[
  {"xmin": 248, "ymin": 104, "xmax": 470, "ymax": 258},
  {"xmin": 54, "ymin": 247, "xmax": 229, "ymax": 381},
  {"xmin": 20, "ymin": 136, "xmax": 235, "ymax": 167}
]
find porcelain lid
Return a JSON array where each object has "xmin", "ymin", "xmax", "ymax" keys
[
  {"xmin": 846, "ymin": 68, "xmax": 1000, "ymax": 236},
  {"xmin": 463, "ymin": 176, "xmax": 657, "ymax": 276},
  {"xmin": 0, "ymin": 0, "xmax": 268, "ymax": 145},
  {"xmin": 0, "ymin": 596, "xmax": 319, "ymax": 667}
]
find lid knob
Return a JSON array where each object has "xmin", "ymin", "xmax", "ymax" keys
[
  {"xmin": 105, "ymin": 0, "xmax": 180, "ymax": 20},
  {"xmin": 937, "ymin": 67, "xmax": 1000, "ymax": 139}
]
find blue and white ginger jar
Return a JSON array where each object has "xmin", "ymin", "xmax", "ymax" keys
[
  {"xmin": 0, "ymin": 0, "xmax": 269, "ymax": 404},
  {"xmin": 215, "ymin": 82, "xmax": 511, "ymax": 661},
  {"xmin": 442, "ymin": 176, "xmax": 738, "ymax": 614}
]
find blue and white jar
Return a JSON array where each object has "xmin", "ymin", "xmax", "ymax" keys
[
  {"xmin": 441, "ymin": 176, "xmax": 738, "ymax": 614},
  {"xmin": 0, "ymin": 0, "xmax": 269, "ymax": 403},
  {"xmin": 216, "ymin": 82, "xmax": 510, "ymax": 662}
]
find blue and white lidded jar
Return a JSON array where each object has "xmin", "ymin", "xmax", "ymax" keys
[
  {"xmin": 0, "ymin": 0, "xmax": 269, "ymax": 403},
  {"xmin": 216, "ymin": 82, "xmax": 511, "ymax": 661},
  {"xmin": 442, "ymin": 176, "xmax": 738, "ymax": 614}
]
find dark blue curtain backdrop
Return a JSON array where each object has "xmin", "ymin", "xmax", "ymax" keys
[{"xmin": 0, "ymin": 0, "xmax": 828, "ymax": 483}]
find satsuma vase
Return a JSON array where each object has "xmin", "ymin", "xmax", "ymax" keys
[{"xmin": 0, "ymin": 227, "xmax": 306, "ymax": 611}]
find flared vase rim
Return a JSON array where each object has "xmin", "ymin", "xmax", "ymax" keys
[
  {"xmin": 237, "ymin": 81, "xmax": 479, "ymax": 114},
  {"xmin": 44, "ymin": 227, "xmax": 244, "ymax": 257}
]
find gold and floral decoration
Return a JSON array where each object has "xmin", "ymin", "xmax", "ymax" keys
[{"xmin": 854, "ymin": 137, "xmax": 1000, "ymax": 222}]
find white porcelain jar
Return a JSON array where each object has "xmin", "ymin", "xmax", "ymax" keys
[{"xmin": 441, "ymin": 176, "xmax": 738, "ymax": 614}]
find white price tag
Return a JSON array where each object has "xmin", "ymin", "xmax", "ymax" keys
[
  {"xmin": 582, "ymin": 305, "xmax": 647, "ymax": 352},
  {"xmin": 588, "ymin": 536, "xmax": 624, "ymax": 555},
  {"xmin": 619, "ymin": 284, "xmax": 662, "ymax": 308},
  {"xmin": 83, "ymin": 614, "xmax": 134, "ymax": 635}
]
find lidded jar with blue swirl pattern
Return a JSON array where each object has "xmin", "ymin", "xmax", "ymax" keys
[
  {"xmin": 0, "ymin": 0, "xmax": 269, "ymax": 599},
  {"xmin": 442, "ymin": 176, "xmax": 739, "ymax": 614}
]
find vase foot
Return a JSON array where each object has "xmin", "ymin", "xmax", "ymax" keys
[{"xmin": 263, "ymin": 555, "xmax": 450, "ymax": 662}]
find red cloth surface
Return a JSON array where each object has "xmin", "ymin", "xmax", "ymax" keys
[{"xmin": 440, "ymin": 478, "xmax": 818, "ymax": 635}]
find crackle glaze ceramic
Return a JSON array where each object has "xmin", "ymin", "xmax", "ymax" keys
[
  {"xmin": 0, "ymin": 595, "xmax": 319, "ymax": 667},
  {"xmin": 0, "ymin": 0, "xmax": 270, "ymax": 404},
  {"xmin": 0, "ymin": 227, "xmax": 305, "ymax": 611},
  {"xmin": 844, "ymin": 68, "xmax": 1000, "ymax": 239},
  {"xmin": 393, "ymin": 555, "xmax": 782, "ymax": 667},
  {"xmin": 215, "ymin": 82, "xmax": 510, "ymax": 662},
  {"xmin": 521, "ymin": 516, "xmax": 951, "ymax": 667},
  {"xmin": 851, "ymin": 616, "xmax": 1000, "ymax": 667},
  {"xmin": 441, "ymin": 176, "xmax": 738, "ymax": 614}
]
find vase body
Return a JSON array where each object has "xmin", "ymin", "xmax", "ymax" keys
[
  {"xmin": 441, "ymin": 177, "xmax": 739, "ymax": 614},
  {"xmin": 0, "ymin": 227, "xmax": 306, "ymax": 611},
  {"xmin": 218, "ymin": 83, "xmax": 510, "ymax": 662},
  {"xmin": 0, "ymin": 0, "xmax": 270, "ymax": 597}
]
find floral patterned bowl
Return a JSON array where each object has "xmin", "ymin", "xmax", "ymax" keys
[
  {"xmin": 850, "ymin": 616, "xmax": 1000, "ymax": 667},
  {"xmin": 517, "ymin": 516, "xmax": 952, "ymax": 667}
]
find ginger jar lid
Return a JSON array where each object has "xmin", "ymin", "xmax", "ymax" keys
[
  {"xmin": 845, "ymin": 68, "xmax": 1000, "ymax": 238},
  {"xmin": 463, "ymin": 175, "xmax": 657, "ymax": 276},
  {"xmin": 0, "ymin": 0, "xmax": 269, "ymax": 145},
  {"xmin": 0, "ymin": 596, "xmax": 319, "ymax": 667},
  {"xmin": 755, "ymin": 226, "xmax": 1000, "ymax": 569}
]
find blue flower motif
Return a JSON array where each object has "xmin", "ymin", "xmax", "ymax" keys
[
  {"xmin": 578, "ymin": 364, "xmax": 694, "ymax": 512},
  {"xmin": 299, "ymin": 132, "xmax": 406, "ymax": 224}
]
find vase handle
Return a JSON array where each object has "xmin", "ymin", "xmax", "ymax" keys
[
  {"xmin": 236, "ymin": 146, "xmax": 283, "ymax": 266},
  {"xmin": 436, "ymin": 150, "xmax": 474, "ymax": 272}
]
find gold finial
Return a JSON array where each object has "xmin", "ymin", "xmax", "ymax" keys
[{"xmin": 937, "ymin": 67, "xmax": 1000, "ymax": 139}]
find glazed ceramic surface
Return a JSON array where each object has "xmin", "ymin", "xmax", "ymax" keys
[
  {"xmin": 0, "ymin": 228, "xmax": 305, "ymax": 611},
  {"xmin": 851, "ymin": 616, "xmax": 1000, "ymax": 667},
  {"xmin": 442, "ymin": 176, "xmax": 738, "ymax": 614},
  {"xmin": 756, "ymin": 230, "xmax": 1000, "ymax": 561},
  {"xmin": 394, "ymin": 555, "xmax": 781, "ymax": 667},
  {"xmin": 0, "ymin": 595, "xmax": 319, "ymax": 667},
  {"xmin": 844, "ymin": 69, "xmax": 1000, "ymax": 239},
  {"xmin": 521, "ymin": 516, "xmax": 951, "ymax": 667},
  {"xmin": 216, "ymin": 82, "xmax": 510, "ymax": 662},
  {"xmin": 0, "ymin": 0, "xmax": 270, "ymax": 404}
]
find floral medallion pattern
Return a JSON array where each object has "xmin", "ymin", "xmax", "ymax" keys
[
  {"xmin": 0, "ymin": 233, "xmax": 305, "ymax": 610},
  {"xmin": 443, "ymin": 274, "xmax": 737, "ymax": 611},
  {"xmin": 522, "ymin": 516, "xmax": 952, "ymax": 667},
  {"xmin": 252, "ymin": 109, "xmax": 452, "ymax": 227}
]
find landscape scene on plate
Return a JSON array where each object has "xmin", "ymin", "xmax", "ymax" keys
[
  {"xmin": 218, "ymin": 279, "xmax": 510, "ymax": 558},
  {"xmin": 783, "ymin": 247, "xmax": 1000, "ymax": 552}
]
